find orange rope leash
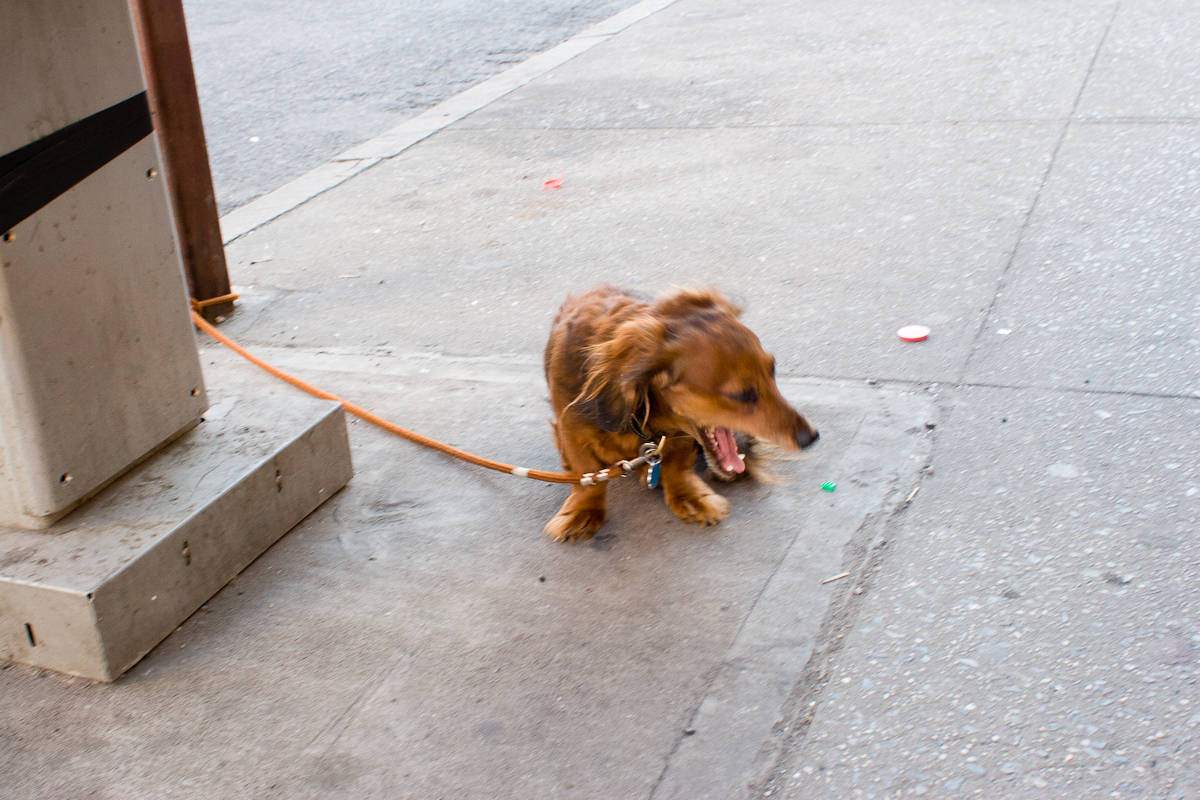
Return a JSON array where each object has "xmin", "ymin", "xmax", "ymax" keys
[
  {"xmin": 189, "ymin": 306, "xmax": 624, "ymax": 485},
  {"xmin": 190, "ymin": 292, "xmax": 240, "ymax": 310}
]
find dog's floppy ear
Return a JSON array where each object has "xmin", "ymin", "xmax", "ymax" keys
[{"xmin": 575, "ymin": 315, "xmax": 670, "ymax": 433}]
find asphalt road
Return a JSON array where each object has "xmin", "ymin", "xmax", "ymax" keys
[{"xmin": 183, "ymin": 0, "xmax": 640, "ymax": 215}]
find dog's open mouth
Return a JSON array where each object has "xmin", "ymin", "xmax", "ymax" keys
[{"xmin": 699, "ymin": 427, "xmax": 745, "ymax": 479}]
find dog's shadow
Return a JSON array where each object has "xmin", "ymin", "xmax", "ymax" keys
[
  {"xmin": 588, "ymin": 531, "xmax": 619, "ymax": 552},
  {"xmin": 582, "ymin": 471, "xmax": 776, "ymax": 551}
]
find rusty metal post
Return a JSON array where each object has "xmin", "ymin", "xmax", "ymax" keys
[{"xmin": 130, "ymin": 0, "xmax": 233, "ymax": 322}]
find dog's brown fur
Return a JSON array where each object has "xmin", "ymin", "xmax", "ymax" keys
[{"xmin": 543, "ymin": 285, "xmax": 819, "ymax": 542}]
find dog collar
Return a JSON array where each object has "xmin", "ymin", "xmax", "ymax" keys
[{"xmin": 630, "ymin": 395, "xmax": 655, "ymax": 439}]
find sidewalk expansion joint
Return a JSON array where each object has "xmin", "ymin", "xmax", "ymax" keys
[{"xmin": 959, "ymin": 1, "xmax": 1123, "ymax": 385}]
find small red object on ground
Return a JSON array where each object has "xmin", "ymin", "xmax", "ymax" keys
[
  {"xmin": 897, "ymin": 325, "xmax": 930, "ymax": 342},
  {"xmin": 543, "ymin": 173, "xmax": 563, "ymax": 190}
]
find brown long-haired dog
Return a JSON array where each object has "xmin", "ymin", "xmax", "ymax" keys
[{"xmin": 543, "ymin": 285, "xmax": 819, "ymax": 542}]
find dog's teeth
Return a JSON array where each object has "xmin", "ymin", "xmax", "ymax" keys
[{"xmin": 738, "ymin": 453, "xmax": 746, "ymax": 461}]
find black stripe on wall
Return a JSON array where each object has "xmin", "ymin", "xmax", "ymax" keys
[{"xmin": 0, "ymin": 92, "xmax": 154, "ymax": 234}]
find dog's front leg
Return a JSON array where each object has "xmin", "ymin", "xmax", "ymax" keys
[
  {"xmin": 659, "ymin": 440, "xmax": 730, "ymax": 527},
  {"xmin": 544, "ymin": 423, "xmax": 612, "ymax": 542},
  {"xmin": 544, "ymin": 483, "xmax": 608, "ymax": 543}
]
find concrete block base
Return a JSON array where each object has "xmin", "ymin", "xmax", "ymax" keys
[{"xmin": 0, "ymin": 392, "xmax": 352, "ymax": 681}]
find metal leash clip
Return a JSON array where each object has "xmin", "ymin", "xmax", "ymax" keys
[
  {"xmin": 582, "ymin": 436, "xmax": 666, "ymax": 487},
  {"xmin": 641, "ymin": 436, "xmax": 665, "ymax": 489}
]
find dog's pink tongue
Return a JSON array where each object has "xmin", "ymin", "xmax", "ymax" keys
[{"xmin": 713, "ymin": 427, "xmax": 745, "ymax": 474}]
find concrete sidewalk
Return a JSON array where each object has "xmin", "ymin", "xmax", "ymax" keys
[{"xmin": 3, "ymin": 0, "xmax": 1198, "ymax": 798}]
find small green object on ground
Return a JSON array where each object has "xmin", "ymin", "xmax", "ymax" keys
[{"xmin": 821, "ymin": 482, "xmax": 836, "ymax": 492}]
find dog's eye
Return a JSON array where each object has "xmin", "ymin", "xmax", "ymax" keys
[{"xmin": 731, "ymin": 388, "xmax": 758, "ymax": 404}]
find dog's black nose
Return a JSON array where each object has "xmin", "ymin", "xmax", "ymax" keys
[{"xmin": 796, "ymin": 428, "xmax": 819, "ymax": 449}]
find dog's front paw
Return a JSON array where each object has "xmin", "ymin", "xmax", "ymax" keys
[
  {"xmin": 667, "ymin": 490, "xmax": 730, "ymax": 527},
  {"xmin": 544, "ymin": 508, "xmax": 606, "ymax": 543}
]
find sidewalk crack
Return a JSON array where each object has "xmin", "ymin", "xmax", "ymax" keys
[{"xmin": 958, "ymin": 1, "xmax": 1123, "ymax": 385}]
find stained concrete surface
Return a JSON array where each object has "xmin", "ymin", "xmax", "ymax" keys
[
  {"xmin": 1, "ymin": 349, "xmax": 933, "ymax": 798},
  {"xmin": 218, "ymin": 121, "xmax": 1063, "ymax": 387},
  {"xmin": 3, "ymin": 0, "xmax": 1198, "ymax": 797}
]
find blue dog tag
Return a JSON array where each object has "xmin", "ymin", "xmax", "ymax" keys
[{"xmin": 648, "ymin": 462, "xmax": 661, "ymax": 489}]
